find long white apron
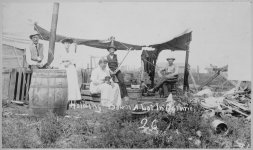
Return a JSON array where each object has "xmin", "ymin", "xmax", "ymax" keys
[
  {"xmin": 59, "ymin": 50, "xmax": 81, "ymax": 101},
  {"xmin": 66, "ymin": 64, "xmax": 81, "ymax": 101}
]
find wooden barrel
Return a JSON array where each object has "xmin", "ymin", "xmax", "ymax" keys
[
  {"xmin": 124, "ymin": 73, "xmax": 134, "ymax": 86},
  {"xmin": 127, "ymin": 88, "xmax": 142, "ymax": 100},
  {"xmin": 29, "ymin": 69, "xmax": 68, "ymax": 116}
]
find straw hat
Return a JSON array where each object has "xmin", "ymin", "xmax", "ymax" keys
[
  {"xmin": 61, "ymin": 38, "xmax": 74, "ymax": 44},
  {"xmin": 29, "ymin": 31, "xmax": 39, "ymax": 39},
  {"xmin": 166, "ymin": 57, "xmax": 175, "ymax": 61}
]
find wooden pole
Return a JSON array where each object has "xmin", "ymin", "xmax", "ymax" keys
[
  {"xmin": 47, "ymin": 2, "xmax": 59, "ymax": 66},
  {"xmin": 197, "ymin": 65, "xmax": 200, "ymax": 84},
  {"xmin": 183, "ymin": 50, "xmax": 190, "ymax": 92},
  {"xmin": 90, "ymin": 56, "xmax": 92, "ymax": 70},
  {"xmin": 189, "ymin": 69, "xmax": 198, "ymax": 91}
]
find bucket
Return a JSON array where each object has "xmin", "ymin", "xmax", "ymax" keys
[
  {"xmin": 29, "ymin": 69, "xmax": 68, "ymax": 116},
  {"xmin": 124, "ymin": 73, "xmax": 133, "ymax": 86},
  {"xmin": 127, "ymin": 88, "xmax": 142, "ymax": 100},
  {"xmin": 211, "ymin": 119, "xmax": 228, "ymax": 135}
]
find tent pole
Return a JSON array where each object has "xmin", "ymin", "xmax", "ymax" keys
[
  {"xmin": 47, "ymin": 2, "xmax": 59, "ymax": 66},
  {"xmin": 90, "ymin": 56, "xmax": 93, "ymax": 70},
  {"xmin": 183, "ymin": 50, "xmax": 189, "ymax": 93},
  {"xmin": 197, "ymin": 65, "xmax": 200, "ymax": 84}
]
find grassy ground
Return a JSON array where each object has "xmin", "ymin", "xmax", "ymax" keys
[{"xmin": 2, "ymin": 95, "xmax": 251, "ymax": 148}]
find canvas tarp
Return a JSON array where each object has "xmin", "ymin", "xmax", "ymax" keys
[{"xmin": 34, "ymin": 23, "xmax": 192, "ymax": 51}]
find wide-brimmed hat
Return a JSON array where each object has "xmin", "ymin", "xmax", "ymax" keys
[
  {"xmin": 29, "ymin": 31, "xmax": 40, "ymax": 40},
  {"xmin": 107, "ymin": 40, "xmax": 117, "ymax": 51},
  {"xmin": 61, "ymin": 38, "xmax": 74, "ymax": 44},
  {"xmin": 166, "ymin": 57, "xmax": 175, "ymax": 61}
]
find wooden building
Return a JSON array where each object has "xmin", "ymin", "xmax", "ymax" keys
[{"xmin": 2, "ymin": 33, "xmax": 31, "ymax": 104}]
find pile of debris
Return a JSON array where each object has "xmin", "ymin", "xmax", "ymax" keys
[{"xmin": 192, "ymin": 84, "xmax": 251, "ymax": 120}]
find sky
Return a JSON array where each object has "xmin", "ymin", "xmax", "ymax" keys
[{"xmin": 2, "ymin": 2, "xmax": 252, "ymax": 80}]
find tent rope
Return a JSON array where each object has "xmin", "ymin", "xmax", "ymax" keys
[
  {"xmin": 118, "ymin": 41, "xmax": 129, "ymax": 50},
  {"xmin": 113, "ymin": 47, "xmax": 132, "ymax": 74}
]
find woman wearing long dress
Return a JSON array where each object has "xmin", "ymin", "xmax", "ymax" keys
[
  {"xmin": 90, "ymin": 57, "xmax": 122, "ymax": 107},
  {"xmin": 59, "ymin": 38, "xmax": 81, "ymax": 108}
]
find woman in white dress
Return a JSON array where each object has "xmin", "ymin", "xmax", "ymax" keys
[
  {"xmin": 59, "ymin": 38, "xmax": 81, "ymax": 108},
  {"xmin": 90, "ymin": 57, "xmax": 122, "ymax": 107}
]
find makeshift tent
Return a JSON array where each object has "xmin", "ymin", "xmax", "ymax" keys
[{"xmin": 34, "ymin": 23, "xmax": 192, "ymax": 88}]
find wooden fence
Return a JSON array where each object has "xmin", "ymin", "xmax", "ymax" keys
[
  {"xmin": 2, "ymin": 68, "xmax": 91, "ymax": 103},
  {"xmin": 2, "ymin": 68, "xmax": 32, "ymax": 103}
]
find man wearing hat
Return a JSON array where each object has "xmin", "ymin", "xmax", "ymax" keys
[
  {"xmin": 149, "ymin": 57, "xmax": 179, "ymax": 96},
  {"xmin": 106, "ymin": 41, "xmax": 129, "ymax": 101},
  {"xmin": 26, "ymin": 32, "xmax": 48, "ymax": 70}
]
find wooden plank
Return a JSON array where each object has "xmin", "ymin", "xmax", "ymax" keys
[
  {"xmin": 226, "ymin": 100, "xmax": 250, "ymax": 111},
  {"xmin": 21, "ymin": 68, "xmax": 26, "ymax": 102},
  {"xmin": 16, "ymin": 68, "xmax": 22, "ymax": 101},
  {"xmin": 25, "ymin": 71, "xmax": 32, "ymax": 102},
  {"xmin": 139, "ymin": 97, "xmax": 166, "ymax": 102},
  {"xmin": 2, "ymin": 70, "xmax": 11, "ymax": 101},
  {"xmin": 2, "ymin": 68, "xmax": 12, "ymax": 73},
  {"xmin": 8, "ymin": 68, "xmax": 17, "ymax": 100},
  {"xmin": 220, "ymin": 103, "xmax": 249, "ymax": 117}
]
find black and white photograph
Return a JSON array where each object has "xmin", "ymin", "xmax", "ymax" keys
[{"xmin": 1, "ymin": 0, "xmax": 252, "ymax": 149}]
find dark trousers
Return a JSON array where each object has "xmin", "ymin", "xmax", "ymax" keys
[
  {"xmin": 154, "ymin": 75, "xmax": 178, "ymax": 93},
  {"xmin": 162, "ymin": 82, "xmax": 175, "ymax": 96},
  {"xmin": 113, "ymin": 70, "xmax": 128, "ymax": 98}
]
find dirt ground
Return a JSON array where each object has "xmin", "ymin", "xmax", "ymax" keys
[{"xmin": 2, "ymin": 96, "xmax": 251, "ymax": 148}]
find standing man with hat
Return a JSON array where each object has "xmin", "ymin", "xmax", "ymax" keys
[
  {"xmin": 149, "ymin": 57, "xmax": 179, "ymax": 96},
  {"xmin": 26, "ymin": 31, "xmax": 48, "ymax": 70},
  {"xmin": 106, "ymin": 40, "xmax": 129, "ymax": 101}
]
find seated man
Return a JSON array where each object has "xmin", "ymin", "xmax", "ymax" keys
[
  {"xmin": 149, "ymin": 57, "xmax": 179, "ymax": 96},
  {"xmin": 26, "ymin": 31, "xmax": 48, "ymax": 70},
  {"xmin": 90, "ymin": 57, "xmax": 122, "ymax": 107}
]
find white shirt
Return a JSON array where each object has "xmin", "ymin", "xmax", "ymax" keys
[
  {"xmin": 166, "ymin": 64, "xmax": 178, "ymax": 75},
  {"xmin": 58, "ymin": 49, "xmax": 78, "ymax": 69},
  {"xmin": 25, "ymin": 42, "xmax": 48, "ymax": 66}
]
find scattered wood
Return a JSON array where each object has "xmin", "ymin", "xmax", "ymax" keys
[
  {"xmin": 221, "ymin": 102, "xmax": 249, "ymax": 117},
  {"xmin": 225, "ymin": 99, "xmax": 250, "ymax": 111}
]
